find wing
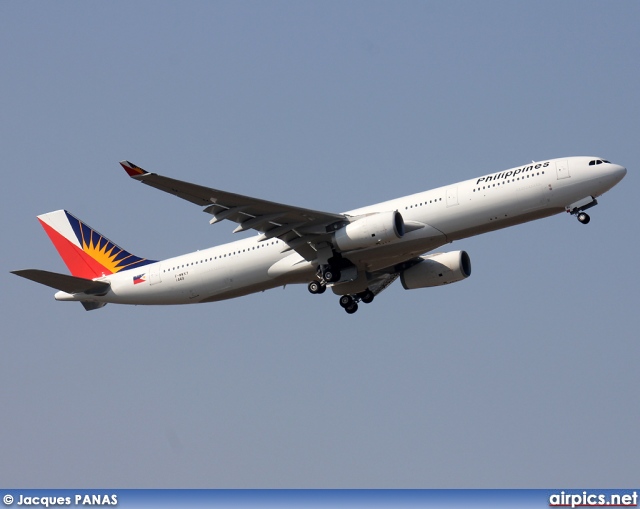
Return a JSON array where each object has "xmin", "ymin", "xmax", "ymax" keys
[{"xmin": 120, "ymin": 161, "xmax": 347, "ymax": 260}]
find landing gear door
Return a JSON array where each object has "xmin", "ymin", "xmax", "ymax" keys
[{"xmin": 556, "ymin": 159, "xmax": 570, "ymax": 180}]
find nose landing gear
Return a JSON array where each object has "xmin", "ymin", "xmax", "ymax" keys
[
  {"xmin": 577, "ymin": 212, "xmax": 590, "ymax": 224},
  {"xmin": 568, "ymin": 196, "xmax": 597, "ymax": 225}
]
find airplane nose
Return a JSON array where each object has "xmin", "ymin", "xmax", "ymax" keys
[
  {"xmin": 598, "ymin": 162, "xmax": 627, "ymax": 193},
  {"xmin": 613, "ymin": 164, "xmax": 628, "ymax": 182}
]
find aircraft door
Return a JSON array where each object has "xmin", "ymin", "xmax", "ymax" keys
[
  {"xmin": 556, "ymin": 159, "xmax": 570, "ymax": 180},
  {"xmin": 446, "ymin": 186, "xmax": 459, "ymax": 207},
  {"xmin": 149, "ymin": 264, "xmax": 162, "ymax": 286}
]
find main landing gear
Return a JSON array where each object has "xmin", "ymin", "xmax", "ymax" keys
[
  {"xmin": 307, "ymin": 263, "xmax": 339, "ymax": 295},
  {"xmin": 307, "ymin": 277, "xmax": 375, "ymax": 315},
  {"xmin": 307, "ymin": 260, "xmax": 374, "ymax": 314},
  {"xmin": 322, "ymin": 266, "xmax": 341, "ymax": 283},
  {"xmin": 337, "ymin": 290, "xmax": 375, "ymax": 314},
  {"xmin": 307, "ymin": 280, "xmax": 326, "ymax": 294}
]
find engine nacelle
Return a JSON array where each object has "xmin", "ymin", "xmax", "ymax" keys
[
  {"xmin": 333, "ymin": 211, "xmax": 404, "ymax": 251},
  {"xmin": 400, "ymin": 251, "xmax": 471, "ymax": 289}
]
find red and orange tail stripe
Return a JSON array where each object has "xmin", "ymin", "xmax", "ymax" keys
[
  {"xmin": 119, "ymin": 160, "xmax": 148, "ymax": 177},
  {"xmin": 37, "ymin": 210, "xmax": 155, "ymax": 279}
]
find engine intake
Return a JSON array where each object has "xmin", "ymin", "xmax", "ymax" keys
[
  {"xmin": 400, "ymin": 251, "xmax": 471, "ymax": 289},
  {"xmin": 334, "ymin": 211, "xmax": 404, "ymax": 251}
]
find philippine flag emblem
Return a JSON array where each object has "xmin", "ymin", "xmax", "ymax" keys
[{"xmin": 133, "ymin": 274, "xmax": 146, "ymax": 285}]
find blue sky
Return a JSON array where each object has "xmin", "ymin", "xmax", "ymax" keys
[{"xmin": 1, "ymin": 1, "xmax": 638, "ymax": 487}]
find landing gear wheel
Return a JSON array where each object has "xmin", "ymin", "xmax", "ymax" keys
[
  {"xmin": 359, "ymin": 290, "xmax": 374, "ymax": 304},
  {"xmin": 345, "ymin": 302, "xmax": 358, "ymax": 314},
  {"xmin": 308, "ymin": 281, "xmax": 326, "ymax": 294},
  {"xmin": 577, "ymin": 212, "xmax": 590, "ymax": 224},
  {"xmin": 339, "ymin": 295, "xmax": 354, "ymax": 308},
  {"xmin": 324, "ymin": 268, "xmax": 341, "ymax": 283}
]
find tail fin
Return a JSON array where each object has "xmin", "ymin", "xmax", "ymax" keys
[{"xmin": 37, "ymin": 210, "xmax": 155, "ymax": 279}]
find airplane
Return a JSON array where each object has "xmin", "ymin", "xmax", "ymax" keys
[{"xmin": 12, "ymin": 156, "xmax": 627, "ymax": 314}]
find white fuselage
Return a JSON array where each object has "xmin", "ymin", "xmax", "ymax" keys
[{"xmin": 56, "ymin": 156, "xmax": 627, "ymax": 306}]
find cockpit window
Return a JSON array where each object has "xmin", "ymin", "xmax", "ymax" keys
[{"xmin": 589, "ymin": 159, "xmax": 610, "ymax": 166}]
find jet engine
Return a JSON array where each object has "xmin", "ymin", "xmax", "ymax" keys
[
  {"xmin": 333, "ymin": 211, "xmax": 405, "ymax": 251},
  {"xmin": 400, "ymin": 251, "xmax": 471, "ymax": 289}
]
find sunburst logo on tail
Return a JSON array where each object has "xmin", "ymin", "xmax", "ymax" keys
[
  {"xmin": 73, "ymin": 214, "xmax": 154, "ymax": 274},
  {"xmin": 79, "ymin": 229, "xmax": 138, "ymax": 274}
]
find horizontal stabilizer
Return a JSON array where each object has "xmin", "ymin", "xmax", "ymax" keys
[{"xmin": 11, "ymin": 269, "xmax": 110, "ymax": 295}]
